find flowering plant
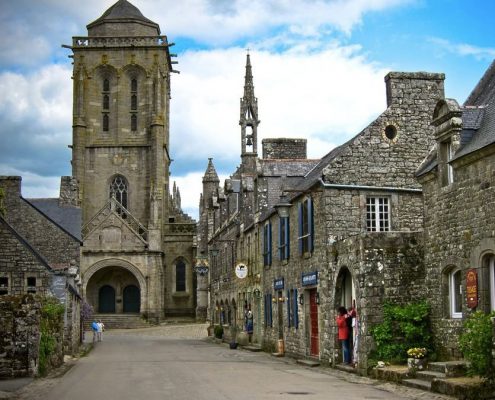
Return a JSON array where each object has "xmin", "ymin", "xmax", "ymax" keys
[{"xmin": 407, "ymin": 347, "xmax": 427, "ymax": 359}]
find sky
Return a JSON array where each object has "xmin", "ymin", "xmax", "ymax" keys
[{"xmin": 1, "ymin": 0, "xmax": 495, "ymax": 220}]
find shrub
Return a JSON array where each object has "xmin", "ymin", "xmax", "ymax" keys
[
  {"xmin": 214, "ymin": 325, "xmax": 224, "ymax": 339},
  {"xmin": 38, "ymin": 297, "xmax": 64, "ymax": 376},
  {"xmin": 370, "ymin": 301, "xmax": 433, "ymax": 363},
  {"xmin": 459, "ymin": 311, "xmax": 495, "ymax": 377}
]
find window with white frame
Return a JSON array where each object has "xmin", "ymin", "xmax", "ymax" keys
[
  {"xmin": 487, "ymin": 255, "xmax": 495, "ymax": 311},
  {"xmin": 449, "ymin": 267, "xmax": 463, "ymax": 318},
  {"xmin": 366, "ymin": 197, "xmax": 390, "ymax": 232}
]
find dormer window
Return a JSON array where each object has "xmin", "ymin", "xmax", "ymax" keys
[{"xmin": 441, "ymin": 139, "xmax": 454, "ymax": 186}]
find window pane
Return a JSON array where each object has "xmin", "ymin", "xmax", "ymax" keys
[
  {"xmin": 103, "ymin": 114, "xmax": 109, "ymax": 131},
  {"xmin": 176, "ymin": 261, "xmax": 186, "ymax": 291},
  {"xmin": 131, "ymin": 78, "xmax": 137, "ymax": 92},
  {"xmin": 453, "ymin": 270, "xmax": 462, "ymax": 314},
  {"xmin": 131, "ymin": 94, "xmax": 137, "ymax": 110},
  {"xmin": 103, "ymin": 79, "xmax": 110, "ymax": 92},
  {"xmin": 131, "ymin": 114, "xmax": 137, "ymax": 131}
]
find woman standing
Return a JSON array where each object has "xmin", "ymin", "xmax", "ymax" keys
[{"xmin": 336, "ymin": 306, "xmax": 351, "ymax": 364}]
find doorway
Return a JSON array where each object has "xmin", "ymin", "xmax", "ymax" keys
[
  {"xmin": 123, "ymin": 285, "xmax": 140, "ymax": 313},
  {"xmin": 99, "ymin": 285, "xmax": 116, "ymax": 313},
  {"xmin": 309, "ymin": 289, "xmax": 319, "ymax": 356}
]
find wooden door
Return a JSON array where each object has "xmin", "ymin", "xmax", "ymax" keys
[{"xmin": 309, "ymin": 289, "xmax": 319, "ymax": 356}]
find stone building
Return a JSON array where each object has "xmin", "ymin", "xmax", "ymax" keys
[
  {"xmin": 199, "ymin": 62, "xmax": 446, "ymax": 373},
  {"xmin": 417, "ymin": 60, "xmax": 495, "ymax": 359},
  {"xmin": 67, "ymin": 0, "xmax": 196, "ymax": 323},
  {"xmin": 0, "ymin": 176, "xmax": 82, "ymax": 357}
]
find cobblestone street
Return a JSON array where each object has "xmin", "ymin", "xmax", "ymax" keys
[{"xmin": 8, "ymin": 324, "xmax": 456, "ymax": 400}]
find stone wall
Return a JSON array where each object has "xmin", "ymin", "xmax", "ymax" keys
[
  {"xmin": 0, "ymin": 295, "xmax": 41, "ymax": 378},
  {"xmin": 421, "ymin": 147, "xmax": 495, "ymax": 359}
]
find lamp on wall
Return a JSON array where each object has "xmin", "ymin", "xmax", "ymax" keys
[
  {"xmin": 210, "ymin": 248, "xmax": 220, "ymax": 257},
  {"xmin": 315, "ymin": 292, "xmax": 320, "ymax": 305},
  {"xmin": 274, "ymin": 193, "xmax": 292, "ymax": 218},
  {"xmin": 253, "ymin": 288, "xmax": 261, "ymax": 298},
  {"xmin": 299, "ymin": 294, "xmax": 304, "ymax": 305}
]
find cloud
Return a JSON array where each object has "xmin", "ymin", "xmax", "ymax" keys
[
  {"xmin": 429, "ymin": 38, "xmax": 495, "ymax": 61},
  {"xmin": 171, "ymin": 43, "xmax": 387, "ymax": 164},
  {"xmin": 0, "ymin": 64, "xmax": 72, "ymax": 176},
  {"xmin": 0, "ymin": 165, "xmax": 61, "ymax": 199}
]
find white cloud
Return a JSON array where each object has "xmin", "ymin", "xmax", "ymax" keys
[
  {"xmin": 429, "ymin": 38, "xmax": 495, "ymax": 61},
  {"xmin": 171, "ymin": 44, "xmax": 387, "ymax": 164},
  {"xmin": 0, "ymin": 165, "xmax": 60, "ymax": 199}
]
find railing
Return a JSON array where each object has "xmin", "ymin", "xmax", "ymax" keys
[
  {"xmin": 72, "ymin": 36, "xmax": 169, "ymax": 48},
  {"xmin": 82, "ymin": 198, "xmax": 148, "ymax": 243}
]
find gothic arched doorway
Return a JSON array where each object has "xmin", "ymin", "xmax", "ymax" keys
[
  {"xmin": 123, "ymin": 285, "xmax": 140, "ymax": 313},
  {"xmin": 99, "ymin": 285, "xmax": 116, "ymax": 313}
]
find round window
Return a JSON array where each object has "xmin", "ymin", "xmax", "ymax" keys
[{"xmin": 384, "ymin": 125, "xmax": 397, "ymax": 140}]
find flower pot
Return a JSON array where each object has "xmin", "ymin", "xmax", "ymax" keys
[{"xmin": 407, "ymin": 357, "xmax": 427, "ymax": 373}]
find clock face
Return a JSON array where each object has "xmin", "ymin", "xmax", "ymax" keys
[{"xmin": 235, "ymin": 263, "xmax": 248, "ymax": 279}]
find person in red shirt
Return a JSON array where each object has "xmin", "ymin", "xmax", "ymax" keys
[{"xmin": 336, "ymin": 306, "xmax": 351, "ymax": 364}]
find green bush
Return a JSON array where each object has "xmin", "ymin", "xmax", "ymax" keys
[
  {"xmin": 38, "ymin": 297, "xmax": 64, "ymax": 376},
  {"xmin": 214, "ymin": 325, "xmax": 224, "ymax": 339},
  {"xmin": 370, "ymin": 301, "xmax": 433, "ymax": 364},
  {"xmin": 459, "ymin": 311, "xmax": 495, "ymax": 377}
]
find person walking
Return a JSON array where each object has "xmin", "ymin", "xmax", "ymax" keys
[
  {"xmin": 245, "ymin": 308, "xmax": 254, "ymax": 343},
  {"xmin": 336, "ymin": 306, "xmax": 351, "ymax": 364},
  {"xmin": 96, "ymin": 320, "xmax": 105, "ymax": 342},
  {"xmin": 91, "ymin": 319, "xmax": 98, "ymax": 343}
]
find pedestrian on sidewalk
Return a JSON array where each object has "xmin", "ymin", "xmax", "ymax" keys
[
  {"xmin": 245, "ymin": 308, "xmax": 254, "ymax": 343},
  {"xmin": 336, "ymin": 306, "xmax": 351, "ymax": 364},
  {"xmin": 97, "ymin": 320, "xmax": 105, "ymax": 342},
  {"xmin": 91, "ymin": 319, "xmax": 98, "ymax": 343}
]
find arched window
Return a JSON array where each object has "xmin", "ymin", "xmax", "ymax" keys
[
  {"xmin": 102, "ymin": 78, "xmax": 110, "ymax": 133},
  {"xmin": 176, "ymin": 260, "xmax": 186, "ymax": 292},
  {"xmin": 130, "ymin": 78, "xmax": 137, "ymax": 132},
  {"xmin": 110, "ymin": 175, "xmax": 128, "ymax": 210},
  {"xmin": 449, "ymin": 267, "xmax": 462, "ymax": 318}
]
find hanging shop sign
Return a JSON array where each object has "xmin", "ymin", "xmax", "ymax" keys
[
  {"xmin": 235, "ymin": 263, "xmax": 248, "ymax": 279},
  {"xmin": 466, "ymin": 268, "xmax": 478, "ymax": 309},
  {"xmin": 274, "ymin": 277, "xmax": 284, "ymax": 290},
  {"xmin": 302, "ymin": 271, "xmax": 318, "ymax": 287}
]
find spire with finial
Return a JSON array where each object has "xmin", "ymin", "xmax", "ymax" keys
[
  {"xmin": 240, "ymin": 51, "xmax": 259, "ymax": 157},
  {"xmin": 202, "ymin": 158, "xmax": 220, "ymax": 183}
]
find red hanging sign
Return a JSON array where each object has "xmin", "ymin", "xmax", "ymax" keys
[{"xmin": 466, "ymin": 269, "xmax": 478, "ymax": 309}]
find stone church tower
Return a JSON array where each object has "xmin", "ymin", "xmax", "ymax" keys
[{"xmin": 68, "ymin": 0, "xmax": 196, "ymax": 323}]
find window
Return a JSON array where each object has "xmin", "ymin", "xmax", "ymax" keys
[
  {"xmin": 176, "ymin": 261, "xmax": 186, "ymax": 292},
  {"xmin": 0, "ymin": 277, "xmax": 8, "ymax": 295},
  {"xmin": 287, "ymin": 288, "xmax": 299, "ymax": 328},
  {"xmin": 487, "ymin": 255, "xmax": 495, "ymax": 311},
  {"xmin": 449, "ymin": 268, "xmax": 462, "ymax": 318},
  {"xmin": 130, "ymin": 78, "xmax": 138, "ymax": 131},
  {"xmin": 366, "ymin": 197, "xmax": 390, "ymax": 232},
  {"xmin": 298, "ymin": 197, "xmax": 314, "ymax": 254},
  {"xmin": 441, "ymin": 140, "xmax": 454, "ymax": 186},
  {"xmin": 110, "ymin": 175, "xmax": 129, "ymax": 215},
  {"xmin": 279, "ymin": 217, "xmax": 290, "ymax": 261},
  {"xmin": 263, "ymin": 222, "xmax": 272, "ymax": 267},
  {"xmin": 26, "ymin": 277, "xmax": 36, "ymax": 294},
  {"xmin": 264, "ymin": 294, "xmax": 273, "ymax": 327},
  {"xmin": 102, "ymin": 78, "xmax": 110, "ymax": 132}
]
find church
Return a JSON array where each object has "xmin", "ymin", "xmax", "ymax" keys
[{"xmin": 68, "ymin": 0, "xmax": 197, "ymax": 324}]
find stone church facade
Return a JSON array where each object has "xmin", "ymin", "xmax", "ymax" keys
[{"xmin": 68, "ymin": 0, "xmax": 196, "ymax": 322}]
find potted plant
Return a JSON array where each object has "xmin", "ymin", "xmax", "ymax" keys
[
  {"xmin": 229, "ymin": 325, "xmax": 239, "ymax": 349},
  {"xmin": 407, "ymin": 347, "xmax": 427, "ymax": 374},
  {"xmin": 213, "ymin": 325, "xmax": 224, "ymax": 343}
]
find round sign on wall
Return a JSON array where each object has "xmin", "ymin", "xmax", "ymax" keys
[{"xmin": 235, "ymin": 263, "xmax": 248, "ymax": 279}]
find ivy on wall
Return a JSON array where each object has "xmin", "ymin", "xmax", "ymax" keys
[{"xmin": 38, "ymin": 297, "xmax": 64, "ymax": 376}]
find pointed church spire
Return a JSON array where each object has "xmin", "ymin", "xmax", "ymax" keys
[
  {"xmin": 202, "ymin": 158, "xmax": 219, "ymax": 183},
  {"xmin": 240, "ymin": 52, "xmax": 259, "ymax": 158}
]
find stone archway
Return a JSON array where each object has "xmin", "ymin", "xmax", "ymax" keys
[{"xmin": 84, "ymin": 259, "xmax": 146, "ymax": 315}]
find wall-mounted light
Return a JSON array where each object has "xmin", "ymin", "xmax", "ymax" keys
[
  {"xmin": 315, "ymin": 292, "xmax": 320, "ymax": 305},
  {"xmin": 210, "ymin": 248, "xmax": 219, "ymax": 257},
  {"xmin": 253, "ymin": 288, "xmax": 261, "ymax": 298},
  {"xmin": 274, "ymin": 194, "xmax": 292, "ymax": 218},
  {"xmin": 278, "ymin": 295, "xmax": 285, "ymax": 302},
  {"xmin": 299, "ymin": 294, "xmax": 304, "ymax": 305}
]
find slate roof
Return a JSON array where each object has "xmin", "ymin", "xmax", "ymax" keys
[
  {"xmin": 87, "ymin": 0, "xmax": 159, "ymax": 31},
  {"xmin": 27, "ymin": 198, "xmax": 82, "ymax": 241}
]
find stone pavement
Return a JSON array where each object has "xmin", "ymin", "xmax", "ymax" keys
[{"xmin": 3, "ymin": 323, "xmax": 457, "ymax": 400}]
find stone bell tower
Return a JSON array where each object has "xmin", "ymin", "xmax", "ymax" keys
[{"xmin": 67, "ymin": 0, "xmax": 195, "ymax": 323}]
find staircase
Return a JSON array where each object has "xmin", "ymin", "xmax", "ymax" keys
[
  {"xmin": 403, "ymin": 361, "xmax": 468, "ymax": 393},
  {"xmin": 85, "ymin": 314, "xmax": 154, "ymax": 330}
]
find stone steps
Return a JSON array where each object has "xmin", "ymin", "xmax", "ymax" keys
[
  {"xmin": 402, "ymin": 378, "xmax": 432, "ymax": 391},
  {"xmin": 416, "ymin": 370, "xmax": 446, "ymax": 382},
  {"xmin": 85, "ymin": 314, "xmax": 153, "ymax": 330}
]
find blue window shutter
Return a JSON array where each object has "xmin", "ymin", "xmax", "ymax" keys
[
  {"xmin": 286, "ymin": 217, "xmax": 290, "ymax": 259},
  {"xmin": 308, "ymin": 197, "xmax": 314, "ymax": 252},
  {"xmin": 287, "ymin": 289, "xmax": 291, "ymax": 327},
  {"xmin": 279, "ymin": 218, "xmax": 283, "ymax": 260},
  {"xmin": 294, "ymin": 289, "xmax": 299, "ymax": 329},
  {"xmin": 298, "ymin": 203, "xmax": 303, "ymax": 255},
  {"xmin": 269, "ymin": 294, "xmax": 273, "ymax": 327},
  {"xmin": 268, "ymin": 221, "xmax": 272, "ymax": 266}
]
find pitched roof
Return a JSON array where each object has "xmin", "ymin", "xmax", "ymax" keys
[
  {"xmin": 26, "ymin": 198, "xmax": 82, "ymax": 241},
  {"xmin": 87, "ymin": 0, "xmax": 159, "ymax": 32}
]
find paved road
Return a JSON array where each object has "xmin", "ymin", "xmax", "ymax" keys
[{"xmin": 15, "ymin": 324, "xmax": 453, "ymax": 400}]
